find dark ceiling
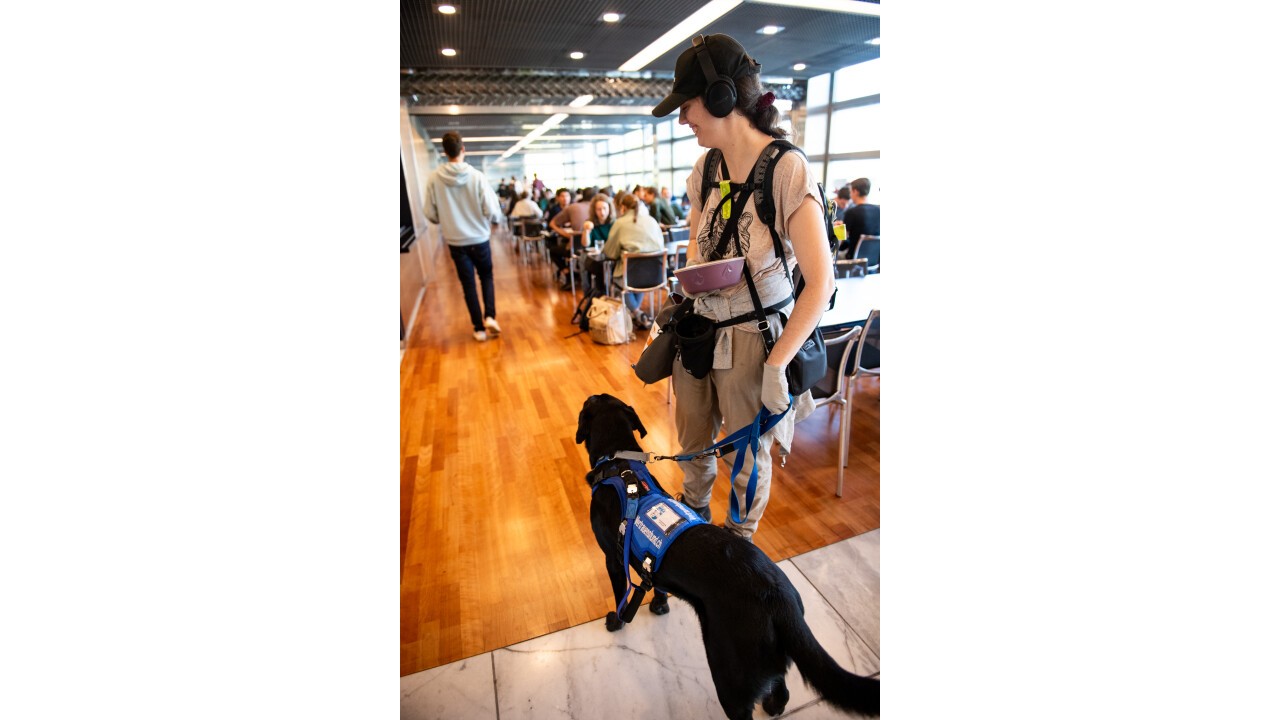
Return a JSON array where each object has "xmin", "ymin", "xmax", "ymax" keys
[{"xmin": 401, "ymin": 0, "xmax": 879, "ymax": 163}]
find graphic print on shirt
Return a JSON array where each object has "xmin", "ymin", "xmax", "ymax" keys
[{"xmin": 697, "ymin": 201, "xmax": 754, "ymax": 262}]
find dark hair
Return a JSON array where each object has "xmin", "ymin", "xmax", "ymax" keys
[
  {"xmin": 519, "ymin": 191, "xmax": 529, "ymax": 200},
  {"xmin": 851, "ymin": 178, "xmax": 871, "ymax": 198},
  {"xmin": 733, "ymin": 75, "xmax": 787, "ymax": 140},
  {"xmin": 556, "ymin": 187, "xmax": 570, "ymax": 198},
  {"xmin": 442, "ymin": 132, "xmax": 464, "ymax": 159},
  {"xmin": 643, "ymin": 186, "xmax": 658, "ymax": 198},
  {"xmin": 837, "ymin": 186, "xmax": 852, "ymax": 201}
]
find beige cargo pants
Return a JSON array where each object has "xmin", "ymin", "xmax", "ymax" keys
[{"xmin": 671, "ymin": 327, "xmax": 775, "ymax": 540}]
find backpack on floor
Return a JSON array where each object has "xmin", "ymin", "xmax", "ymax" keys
[
  {"xmin": 572, "ymin": 287, "xmax": 605, "ymax": 332},
  {"xmin": 587, "ymin": 295, "xmax": 633, "ymax": 345}
]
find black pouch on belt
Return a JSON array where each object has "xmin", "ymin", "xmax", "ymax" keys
[{"xmin": 675, "ymin": 313, "xmax": 716, "ymax": 379}]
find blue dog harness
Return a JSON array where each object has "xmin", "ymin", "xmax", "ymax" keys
[{"xmin": 590, "ymin": 459, "xmax": 706, "ymax": 622}]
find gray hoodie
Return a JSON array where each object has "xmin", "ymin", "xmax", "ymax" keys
[{"xmin": 424, "ymin": 161, "xmax": 504, "ymax": 246}]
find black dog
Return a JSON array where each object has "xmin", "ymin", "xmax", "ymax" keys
[{"xmin": 576, "ymin": 393, "xmax": 879, "ymax": 720}]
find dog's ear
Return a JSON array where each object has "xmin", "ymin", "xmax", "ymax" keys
[
  {"xmin": 624, "ymin": 406, "xmax": 648, "ymax": 438},
  {"xmin": 575, "ymin": 397, "xmax": 595, "ymax": 445}
]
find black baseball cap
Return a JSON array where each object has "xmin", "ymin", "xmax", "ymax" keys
[{"xmin": 651, "ymin": 34, "xmax": 761, "ymax": 118}]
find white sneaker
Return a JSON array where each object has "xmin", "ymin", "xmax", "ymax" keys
[
  {"xmin": 484, "ymin": 317, "xmax": 502, "ymax": 335},
  {"xmin": 473, "ymin": 330, "xmax": 488, "ymax": 342}
]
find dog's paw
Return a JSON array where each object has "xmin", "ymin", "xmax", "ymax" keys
[
  {"xmin": 605, "ymin": 611, "xmax": 624, "ymax": 632},
  {"xmin": 649, "ymin": 598, "xmax": 670, "ymax": 616}
]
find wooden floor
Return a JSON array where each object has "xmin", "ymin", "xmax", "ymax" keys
[{"xmin": 400, "ymin": 228, "xmax": 880, "ymax": 677}]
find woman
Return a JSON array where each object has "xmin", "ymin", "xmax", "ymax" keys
[
  {"xmin": 602, "ymin": 193, "xmax": 664, "ymax": 328},
  {"xmin": 583, "ymin": 193, "xmax": 615, "ymax": 246},
  {"xmin": 581, "ymin": 193, "xmax": 616, "ymax": 294},
  {"xmin": 650, "ymin": 33, "xmax": 834, "ymax": 541}
]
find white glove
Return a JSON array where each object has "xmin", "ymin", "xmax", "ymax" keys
[{"xmin": 761, "ymin": 363, "xmax": 791, "ymax": 416}]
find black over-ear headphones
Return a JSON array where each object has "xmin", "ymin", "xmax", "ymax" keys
[{"xmin": 692, "ymin": 35, "xmax": 737, "ymax": 119}]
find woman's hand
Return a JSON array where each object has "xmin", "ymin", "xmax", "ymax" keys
[{"xmin": 761, "ymin": 363, "xmax": 790, "ymax": 415}]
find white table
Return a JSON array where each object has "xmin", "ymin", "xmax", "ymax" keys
[{"xmin": 821, "ymin": 274, "xmax": 880, "ymax": 330}]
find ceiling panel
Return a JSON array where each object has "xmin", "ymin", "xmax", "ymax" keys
[{"xmin": 401, "ymin": 1, "xmax": 880, "ymax": 164}]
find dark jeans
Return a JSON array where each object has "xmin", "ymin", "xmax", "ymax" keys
[{"xmin": 447, "ymin": 242, "xmax": 496, "ymax": 331}]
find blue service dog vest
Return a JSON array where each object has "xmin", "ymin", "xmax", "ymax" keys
[{"xmin": 591, "ymin": 460, "xmax": 707, "ymax": 589}]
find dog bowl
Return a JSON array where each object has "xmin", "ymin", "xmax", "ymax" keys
[{"xmin": 674, "ymin": 257, "xmax": 745, "ymax": 295}]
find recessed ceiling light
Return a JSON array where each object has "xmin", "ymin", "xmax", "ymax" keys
[
  {"xmin": 757, "ymin": 25, "xmax": 784, "ymax": 35},
  {"xmin": 866, "ymin": 37, "xmax": 880, "ymax": 45},
  {"xmin": 441, "ymin": 48, "xmax": 457, "ymax": 57},
  {"xmin": 568, "ymin": 95, "xmax": 594, "ymax": 107},
  {"xmin": 793, "ymin": 63, "xmax": 806, "ymax": 71},
  {"xmin": 448, "ymin": 105, "xmax": 461, "ymax": 115},
  {"xmin": 569, "ymin": 51, "xmax": 585, "ymax": 60},
  {"xmin": 436, "ymin": 4, "xmax": 457, "ymax": 14},
  {"xmin": 602, "ymin": 12, "xmax": 622, "ymax": 22}
]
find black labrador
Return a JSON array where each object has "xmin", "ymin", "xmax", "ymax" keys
[{"xmin": 576, "ymin": 393, "xmax": 879, "ymax": 720}]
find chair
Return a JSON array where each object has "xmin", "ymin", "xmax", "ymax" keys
[
  {"xmin": 834, "ymin": 257, "xmax": 868, "ymax": 278},
  {"xmin": 667, "ymin": 226, "xmax": 690, "ymax": 245},
  {"xmin": 806, "ymin": 308, "xmax": 880, "ymax": 497},
  {"xmin": 619, "ymin": 250, "xmax": 668, "ymax": 319},
  {"xmin": 519, "ymin": 219, "xmax": 546, "ymax": 266},
  {"xmin": 667, "ymin": 241, "xmax": 689, "ymax": 295},
  {"xmin": 851, "ymin": 234, "xmax": 879, "ymax": 273}
]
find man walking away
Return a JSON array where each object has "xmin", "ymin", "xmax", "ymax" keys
[{"xmin": 424, "ymin": 131, "xmax": 506, "ymax": 341}]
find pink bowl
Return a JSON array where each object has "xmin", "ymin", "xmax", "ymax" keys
[{"xmin": 675, "ymin": 257, "xmax": 746, "ymax": 294}]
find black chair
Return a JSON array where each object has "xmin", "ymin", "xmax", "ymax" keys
[
  {"xmin": 806, "ymin": 308, "xmax": 880, "ymax": 497},
  {"xmin": 851, "ymin": 234, "xmax": 879, "ymax": 273},
  {"xmin": 619, "ymin": 251, "xmax": 668, "ymax": 319}
]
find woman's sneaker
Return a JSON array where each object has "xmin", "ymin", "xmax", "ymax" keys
[
  {"xmin": 484, "ymin": 317, "xmax": 502, "ymax": 335},
  {"xmin": 473, "ymin": 330, "xmax": 488, "ymax": 342}
]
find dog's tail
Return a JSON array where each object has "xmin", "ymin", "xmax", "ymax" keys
[{"xmin": 778, "ymin": 599, "xmax": 880, "ymax": 717}]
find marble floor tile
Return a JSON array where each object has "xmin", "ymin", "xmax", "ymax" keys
[
  {"xmin": 400, "ymin": 653, "xmax": 497, "ymax": 720},
  {"xmin": 491, "ymin": 560, "xmax": 877, "ymax": 720},
  {"xmin": 790, "ymin": 529, "xmax": 880, "ymax": 658}
]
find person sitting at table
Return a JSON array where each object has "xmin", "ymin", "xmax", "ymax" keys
[
  {"xmin": 840, "ymin": 177, "xmax": 880, "ymax": 264},
  {"xmin": 549, "ymin": 189, "xmax": 593, "ymax": 290},
  {"xmin": 543, "ymin": 188, "xmax": 570, "ymax": 224},
  {"xmin": 581, "ymin": 193, "xmax": 616, "ymax": 294},
  {"xmin": 603, "ymin": 192, "xmax": 664, "ymax": 329},
  {"xmin": 661, "ymin": 186, "xmax": 686, "ymax": 221},
  {"xmin": 640, "ymin": 186, "xmax": 679, "ymax": 227},
  {"xmin": 509, "ymin": 190, "xmax": 541, "ymax": 219}
]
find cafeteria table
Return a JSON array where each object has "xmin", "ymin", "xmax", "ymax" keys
[{"xmin": 821, "ymin": 274, "xmax": 880, "ymax": 330}]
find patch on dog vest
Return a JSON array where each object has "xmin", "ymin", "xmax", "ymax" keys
[
  {"xmin": 631, "ymin": 495, "xmax": 702, "ymax": 563},
  {"xmin": 593, "ymin": 460, "xmax": 707, "ymax": 579}
]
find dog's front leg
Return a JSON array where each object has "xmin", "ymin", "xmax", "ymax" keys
[
  {"xmin": 603, "ymin": 551, "xmax": 627, "ymax": 632},
  {"xmin": 650, "ymin": 589, "xmax": 670, "ymax": 615}
]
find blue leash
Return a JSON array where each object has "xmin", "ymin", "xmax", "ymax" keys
[{"xmin": 644, "ymin": 398, "xmax": 793, "ymax": 524}]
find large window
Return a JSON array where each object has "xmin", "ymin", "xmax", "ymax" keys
[{"xmin": 802, "ymin": 57, "xmax": 881, "ymax": 200}]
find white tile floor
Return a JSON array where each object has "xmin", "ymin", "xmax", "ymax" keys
[{"xmin": 401, "ymin": 529, "xmax": 880, "ymax": 720}]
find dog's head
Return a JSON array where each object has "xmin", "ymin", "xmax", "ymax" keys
[{"xmin": 576, "ymin": 393, "xmax": 647, "ymax": 471}]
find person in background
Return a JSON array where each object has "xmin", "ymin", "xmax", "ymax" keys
[
  {"xmin": 834, "ymin": 185, "xmax": 852, "ymax": 214},
  {"xmin": 651, "ymin": 32, "xmax": 834, "ymax": 541},
  {"xmin": 581, "ymin": 193, "xmax": 617, "ymax": 293},
  {"xmin": 661, "ymin": 186, "xmax": 686, "ymax": 220},
  {"xmin": 423, "ymin": 131, "xmax": 506, "ymax": 342},
  {"xmin": 548, "ymin": 189, "xmax": 593, "ymax": 290},
  {"xmin": 602, "ymin": 192, "xmax": 664, "ymax": 329},
  {"xmin": 544, "ymin": 188, "xmax": 570, "ymax": 223},
  {"xmin": 841, "ymin": 177, "xmax": 880, "ymax": 263},
  {"xmin": 641, "ymin": 186, "xmax": 679, "ymax": 227},
  {"xmin": 531, "ymin": 173, "xmax": 546, "ymax": 197},
  {"xmin": 510, "ymin": 191, "xmax": 541, "ymax": 219}
]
